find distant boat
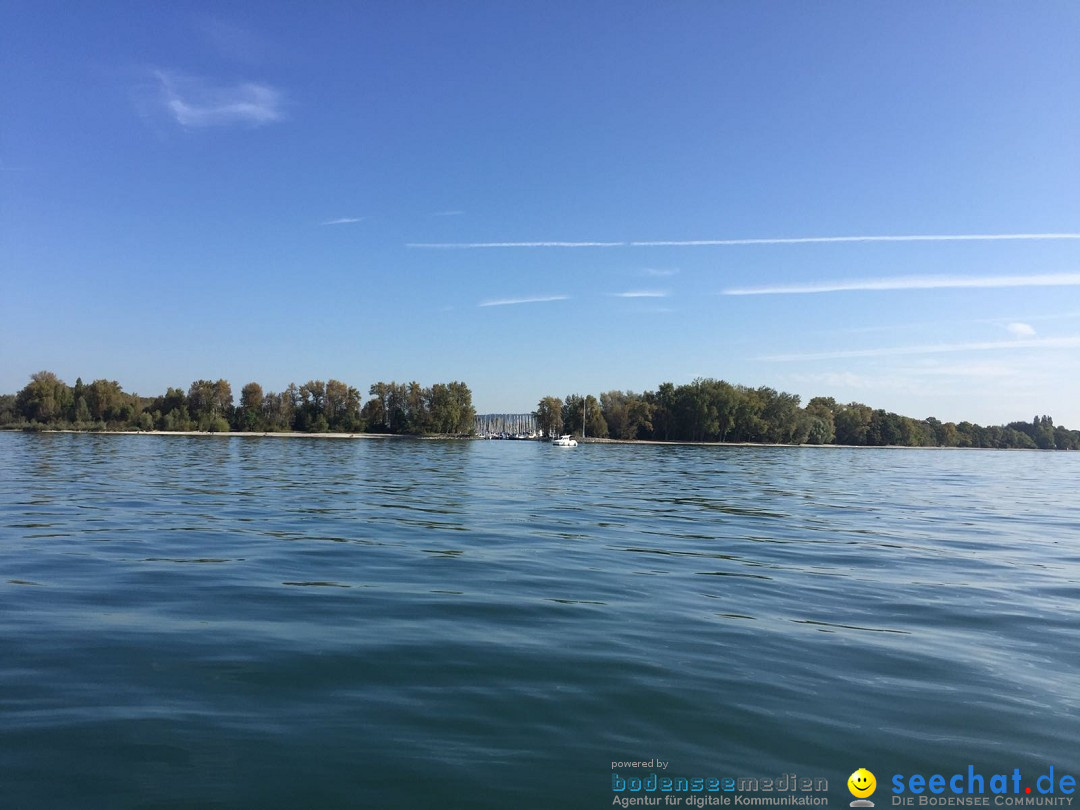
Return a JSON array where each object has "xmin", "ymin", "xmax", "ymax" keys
[{"xmin": 552, "ymin": 434, "xmax": 578, "ymax": 447}]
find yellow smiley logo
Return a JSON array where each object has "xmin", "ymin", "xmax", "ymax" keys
[{"xmin": 848, "ymin": 768, "xmax": 877, "ymax": 798}]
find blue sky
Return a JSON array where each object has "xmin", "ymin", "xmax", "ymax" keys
[{"xmin": 3, "ymin": 2, "xmax": 1080, "ymax": 426}]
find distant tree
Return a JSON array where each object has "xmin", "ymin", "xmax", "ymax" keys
[
  {"xmin": 600, "ymin": 391, "xmax": 631, "ymax": 440},
  {"xmin": 584, "ymin": 394, "xmax": 607, "ymax": 438},
  {"xmin": 562, "ymin": 394, "xmax": 585, "ymax": 436},
  {"xmin": 834, "ymin": 402, "xmax": 873, "ymax": 445},
  {"xmin": 404, "ymin": 381, "xmax": 429, "ymax": 433},
  {"xmin": 237, "ymin": 382, "xmax": 265, "ymax": 432},
  {"xmin": 447, "ymin": 381, "xmax": 476, "ymax": 434},
  {"xmin": 650, "ymin": 383, "xmax": 677, "ymax": 441},
  {"xmin": 675, "ymin": 380, "xmax": 719, "ymax": 442},
  {"xmin": 85, "ymin": 379, "xmax": 129, "ymax": 424},
  {"xmin": 188, "ymin": 379, "xmax": 233, "ymax": 429},
  {"xmin": 427, "ymin": 381, "xmax": 474, "ymax": 434},
  {"xmin": 261, "ymin": 389, "xmax": 294, "ymax": 432},
  {"xmin": 760, "ymin": 387, "xmax": 802, "ymax": 443},
  {"xmin": 803, "ymin": 397, "xmax": 837, "ymax": 445},
  {"xmin": 1034, "ymin": 415, "xmax": 1056, "ymax": 450},
  {"xmin": 0, "ymin": 394, "xmax": 17, "ymax": 426},
  {"xmin": 151, "ymin": 387, "xmax": 191, "ymax": 430},
  {"xmin": 626, "ymin": 394, "xmax": 654, "ymax": 439},
  {"xmin": 730, "ymin": 386, "xmax": 766, "ymax": 443},
  {"xmin": 364, "ymin": 382, "xmax": 391, "ymax": 432},
  {"xmin": 1054, "ymin": 425, "xmax": 1079, "ymax": 451},
  {"xmin": 15, "ymin": 371, "xmax": 72, "ymax": 424},
  {"xmin": 324, "ymin": 379, "xmax": 362, "ymax": 432},
  {"xmin": 535, "ymin": 396, "xmax": 564, "ymax": 438},
  {"xmin": 296, "ymin": 380, "xmax": 328, "ymax": 432}
]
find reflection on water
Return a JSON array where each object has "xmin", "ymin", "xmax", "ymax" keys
[{"xmin": 1, "ymin": 434, "xmax": 1078, "ymax": 808}]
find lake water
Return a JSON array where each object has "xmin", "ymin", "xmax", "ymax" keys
[{"xmin": 1, "ymin": 433, "xmax": 1078, "ymax": 808}]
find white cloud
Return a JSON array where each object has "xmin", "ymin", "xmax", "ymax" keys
[
  {"xmin": 762, "ymin": 336, "xmax": 1080, "ymax": 362},
  {"xmin": 157, "ymin": 71, "xmax": 283, "ymax": 127},
  {"xmin": 433, "ymin": 210, "xmax": 464, "ymax": 217},
  {"xmin": 724, "ymin": 273, "xmax": 1080, "ymax": 296},
  {"xmin": 1006, "ymin": 322, "xmax": 1037, "ymax": 338},
  {"xmin": 321, "ymin": 217, "xmax": 365, "ymax": 225},
  {"xmin": 478, "ymin": 295, "xmax": 570, "ymax": 307},
  {"xmin": 641, "ymin": 267, "xmax": 679, "ymax": 277}
]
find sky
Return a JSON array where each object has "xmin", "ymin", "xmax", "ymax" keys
[{"xmin": 3, "ymin": 2, "xmax": 1080, "ymax": 426}]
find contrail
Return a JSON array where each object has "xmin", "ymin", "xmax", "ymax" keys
[
  {"xmin": 762, "ymin": 336, "xmax": 1080, "ymax": 362},
  {"xmin": 408, "ymin": 241, "xmax": 625, "ymax": 248},
  {"xmin": 724, "ymin": 272, "xmax": 1080, "ymax": 296},
  {"xmin": 632, "ymin": 233, "xmax": 1080, "ymax": 246},
  {"xmin": 478, "ymin": 295, "xmax": 570, "ymax": 307},
  {"xmin": 406, "ymin": 233, "xmax": 1080, "ymax": 249}
]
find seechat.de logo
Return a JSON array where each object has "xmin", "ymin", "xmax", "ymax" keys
[{"xmin": 850, "ymin": 768, "xmax": 878, "ymax": 808}]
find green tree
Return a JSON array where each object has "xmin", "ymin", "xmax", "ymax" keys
[
  {"xmin": 584, "ymin": 394, "xmax": 607, "ymax": 438},
  {"xmin": 15, "ymin": 371, "xmax": 72, "ymax": 424},
  {"xmin": 535, "ymin": 396, "xmax": 564, "ymax": 438},
  {"xmin": 296, "ymin": 380, "xmax": 328, "ymax": 432},
  {"xmin": 85, "ymin": 379, "xmax": 129, "ymax": 424},
  {"xmin": 261, "ymin": 389, "xmax": 294, "ymax": 432},
  {"xmin": 237, "ymin": 382, "xmax": 265, "ymax": 432},
  {"xmin": 803, "ymin": 397, "xmax": 837, "ymax": 445},
  {"xmin": 648, "ymin": 383, "xmax": 677, "ymax": 441},
  {"xmin": 427, "ymin": 381, "xmax": 473, "ymax": 434},
  {"xmin": 760, "ymin": 387, "xmax": 802, "ymax": 443},
  {"xmin": 363, "ymin": 382, "xmax": 391, "ymax": 432},
  {"xmin": 562, "ymin": 394, "xmax": 590, "ymax": 437},
  {"xmin": 834, "ymin": 402, "xmax": 873, "ymax": 445},
  {"xmin": 447, "ymin": 381, "xmax": 476, "ymax": 434},
  {"xmin": 600, "ymin": 391, "xmax": 631, "ymax": 439},
  {"xmin": 324, "ymin": 379, "xmax": 362, "ymax": 432},
  {"xmin": 188, "ymin": 379, "xmax": 233, "ymax": 429}
]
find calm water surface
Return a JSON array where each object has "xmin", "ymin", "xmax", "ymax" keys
[{"xmin": 1, "ymin": 433, "xmax": 1078, "ymax": 808}]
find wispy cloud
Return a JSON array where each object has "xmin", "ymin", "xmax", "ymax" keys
[
  {"xmin": 433, "ymin": 210, "xmax": 464, "ymax": 217},
  {"xmin": 407, "ymin": 233, "xmax": 1080, "ymax": 249},
  {"xmin": 478, "ymin": 295, "xmax": 570, "ymax": 307},
  {"xmin": 631, "ymin": 233, "xmax": 1080, "ymax": 247},
  {"xmin": 321, "ymin": 217, "xmax": 365, "ymax": 225},
  {"xmin": 641, "ymin": 267, "xmax": 679, "ymax": 277},
  {"xmin": 1007, "ymin": 322, "xmax": 1037, "ymax": 338},
  {"xmin": 156, "ymin": 71, "xmax": 283, "ymax": 127},
  {"xmin": 410, "ymin": 241, "xmax": 623, "ymax": 248},
  {"xmin": 611, "ymin": 290, "xmax": 669, "ymax": 298},
  {"xmin": 724, "ymin": 273, "xmax": 1080, "ymax": 296},
  {"xmin": 762, "ymin": 336, "xmax": 1080, "ymax": 362}
]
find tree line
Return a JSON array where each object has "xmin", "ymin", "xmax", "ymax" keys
[
  {"xmin": 0, "ymin": 372, "xmax": 476, "ymax": 435},
  {"xmin": 534, "ymin": 379, "xmax": 1080, "ymax": 450},
  {"xmin": 3, "ymin": 371, "xmax": 1077, "ymax": 449}
]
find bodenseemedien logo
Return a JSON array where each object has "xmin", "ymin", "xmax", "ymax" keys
[{"xmin": 849, "ymin": 768, "xmax": 878, "ymax": 808}]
